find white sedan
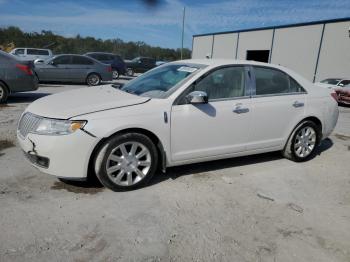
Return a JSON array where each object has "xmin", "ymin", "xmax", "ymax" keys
[{"xmin": 17, "ymin": 60, "xmax": 339, "ymax": 191}]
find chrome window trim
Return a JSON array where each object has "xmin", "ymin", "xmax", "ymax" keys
[
  {"xmin": 208, "ymin": 95, "xmax": 251, "ymax": 103},
  {"xmin": 251, "ymin": 91, "xmax": 307, "ymax": 99}
]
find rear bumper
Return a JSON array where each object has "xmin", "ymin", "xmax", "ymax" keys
[
  {"xmin": 101, "ymin": 72, "xmax": 113, "ymax": 82},
  {"xmin": 8, "ymin": 75, "xmax": 39, "ymax": 93},
  {"xmin": 17, "ymin": 130, "xmax": 97, "ymax": 179}
]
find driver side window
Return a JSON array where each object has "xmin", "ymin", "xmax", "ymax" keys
[{"xmin": 194, "ymin": 66, "xmax": 246, "ymax": 101}]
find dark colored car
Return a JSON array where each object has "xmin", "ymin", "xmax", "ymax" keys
[
  {"xmin": 34, "ymin": 54, "xmax": 113, "ymax": 86},
  {"xmin": 0, "ymin": 50, "xmax": 39, "ymax": 103},
  {"xmin": 125, "ymin": 57, "xmax": 156, "ymax": 76},
  {"xmin": 85, "ymin": 52, "xmax": 126, "ymax": 79}
]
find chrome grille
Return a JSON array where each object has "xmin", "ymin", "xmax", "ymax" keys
[{"xmin": 18, "ymin": 113, "xmax": 41, "ymax": 138}]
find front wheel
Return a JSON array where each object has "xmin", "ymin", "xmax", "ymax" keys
[
  {"xmin": 94, "ymin": 133, "xmax": 158, "ymax": 191},
  {"xmin": 0, "ymin": 82, "xmax": 9, "ymax": 104},
  {"xmin": 282, "ymin": 121, "xmax": 320, "ymax": 162},
  {"xmin": 86, "ymin": 73, "xmax": 101, "ymax": 86}
]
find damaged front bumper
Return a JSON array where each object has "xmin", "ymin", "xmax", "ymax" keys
[{"xmin": 17, "ymin": 129, "xmax": 97, "ymax": 179}]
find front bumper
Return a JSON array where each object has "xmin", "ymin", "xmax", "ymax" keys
[{"xmin": 17, "ymin": 130, "xmax": 97, "ymax": 179}]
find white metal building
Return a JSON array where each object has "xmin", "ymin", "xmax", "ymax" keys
[{"xmin": 192, "ymin": 18, "xmax": 350, "ymax": 82}]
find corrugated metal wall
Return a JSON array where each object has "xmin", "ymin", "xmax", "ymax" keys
[
  {"xmin": 271, "ymin": 24, "xmax": 323, "ymax": 81},
  {"xmin": 192, "ymin": 20, "xmax": 350, "ymax": 82},
  {"xmin": 316, "ymin": 21, "xmax": 350, "ymax": 81}
]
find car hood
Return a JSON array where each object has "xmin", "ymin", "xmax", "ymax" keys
[{"xmin": 26, "ymin": 85, "xmax": 150, "ymax": 119}]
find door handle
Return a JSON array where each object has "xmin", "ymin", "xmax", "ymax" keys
[
  {"xmin": 233, "ymin": 105, "xmax": 249, "ymax": 114},
  {"xmin": 293, "ymin": 101, "xmax": 304, "ymax": 108}
]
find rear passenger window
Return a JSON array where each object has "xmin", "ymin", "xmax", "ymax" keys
[
  {"xmin": 289, "ymin": 77, "xmax": 305, "ymax": 93},
  {"xmin": 72, "ymin": 56, "xmax": 93, "ymax": 65},
  {"xmin": 27, "ymin": 49, "xmax": 49, "ymax": 55},
  {"xmin": 254, "ymin": 67, "xmax": 305, "ymax": 95}
]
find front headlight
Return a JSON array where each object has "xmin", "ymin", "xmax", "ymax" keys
[{"xmin": 34, "ymin": 118, "xmax": 87, "ymax": 135}]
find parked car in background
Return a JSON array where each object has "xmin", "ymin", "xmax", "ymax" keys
[
  {"xmin": 125, "ymin": 57, "xmax": 156, "ymax": 76},
  {"xmin": 85, "ymin": 52, "xmax": 127, "ymax": 79},
  {"xmin": 10, "ymin": 48, "xmax": 53, "ymax": 62},
  {"xmin": 0, "ymin": 50, "xmax": 38, "ymax": 103},
  {"xmin": 156, "ymin": 60, "xmax": 168, "ymax": 66},
  {"xmin": 334, "ymin": 84, "xmax": 350, "ymax": 105},
  {"xmin": 17, "ymin": 60, "xmax": 338, "ymax": 191},
  {"xmin": 34, "ymin": 54, "xmax": 112, "ymax": 86},
  {"xmin": 315, "ymin": 78, "xmax": 350, "ymax": 89}
]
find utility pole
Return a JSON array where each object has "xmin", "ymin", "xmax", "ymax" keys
[{"xmin": 181, "ymin": 6, "xmax": 186, "ymax": 60}]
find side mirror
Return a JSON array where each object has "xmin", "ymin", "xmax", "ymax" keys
[
  {"xmin": 138, "ymin": 60, "xmax": 142, "ymax": 64},
  {"xmin": 49, "ymin": 60, "xmax": 56, "ymax": 66},
  {"xmin": 185, "ymin": 91, "xmax": 208, "ymax": 104},
  {"xmin": 339, "ymin": 83, "xmax": 344, "ymax": 87}
]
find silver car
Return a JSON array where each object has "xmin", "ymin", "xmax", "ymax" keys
[{"xmin": 34, "ymin": 54, "xmax": 113, "ymax": 86}]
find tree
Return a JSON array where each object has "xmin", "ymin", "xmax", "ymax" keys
[{"xmin": 0, "ymin": 26, "xmax": 192, "ymax": 60}]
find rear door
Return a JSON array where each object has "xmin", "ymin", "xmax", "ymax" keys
[
  {"xmin": 247, "ymin": 66, "xmax": 307, "ymax": 150},
  {"xmin": 70, "ymin": 56, "xmax": 95, "ymax": 81}
]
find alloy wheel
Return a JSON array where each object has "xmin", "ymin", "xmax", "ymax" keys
[
  {"xmin": 105, "ymin": 142, "xmax": 152, "ymax": 186},
  {"xmin": 0, "ymin": 86, "xmax": 3, "ymax": 99},
  {"xmin": 87, "ymin": 74, "xmax": 100, "ymax": 86},
  {"xmin": 293, "ymin": 126, "xmax": 316, "ymax": 158}
]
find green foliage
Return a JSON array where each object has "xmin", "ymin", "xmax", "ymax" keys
[{"xmin": 0, "ymin": 26, "xmax": 192, "ymax": 61}]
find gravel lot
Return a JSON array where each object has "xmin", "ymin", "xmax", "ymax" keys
[{"xmin": 0, "ymin": 80, "xmax": 350, "ymax": 262}]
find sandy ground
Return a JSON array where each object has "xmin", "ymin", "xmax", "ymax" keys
[{"xmin": 0, "ymin": 81, "xmax": 350, "ymax": 262}]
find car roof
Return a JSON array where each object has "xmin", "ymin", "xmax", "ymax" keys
[
  {"xmin": 174, "ymin": 59, "xmax": 291, "ymax": 71},
  {"xmin": 85, "ymin": 52, "xmax": 118, "ymax": 55},
  {"xmin": 171, "ymin": 59, "xmax": 323, "ymax": 93},
  {"xmin": 13, "ymin": 48, "xmax": 51, "ymax": 51}
]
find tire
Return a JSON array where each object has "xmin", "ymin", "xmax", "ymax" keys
[
  {"xmin": 126, "ymin": 68, "xmax": 134, "ymax": 77},
  {"xmin": 0, "ymin": 82, "xmax": 9, "ymax": 104},
  {"xmin": 282, "ymin": 120, "xmax": 320, "ymax": 162},
  {"xmin": 86, "ymin": 73, "xmax": 101, "ymax": 86},
  {"xmin": 94, "ymin": 133, "xmax": 158, "ymax": 191},
  {"xmin": 112, "ymin": 70, "xmax": 120, "ymax": 79}
]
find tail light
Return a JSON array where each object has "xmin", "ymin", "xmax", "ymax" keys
[
  {"xmin": 107, "ymin": 66, "xmax": 112, "ymax": 72},
  {"xmin": 330, "ymin": 91, "xmax": 338, "ymax": 102},
  {"xmin": 16, "ymin": 64, "xmax": 33, "ymax": 76}
]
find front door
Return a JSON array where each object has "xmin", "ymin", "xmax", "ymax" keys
[
  {"xmin": 171, "ymin": 66, "xmax": 253, "ymax": 162},
  {"xmin": 37, "ymin": 55, "xmax": 71, "ymax": 81}
]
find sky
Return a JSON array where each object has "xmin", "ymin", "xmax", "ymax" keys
[{"xmin": 0, "ymin": 0, "xmax": 349, "ymax": 49}]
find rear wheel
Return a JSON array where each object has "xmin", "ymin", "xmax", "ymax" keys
[
  {"xmin": 126, "ymin": 68, "xmax": 134, "ymax": 77},
  {"xmin": 0, "ymin": 82, "xmax": 9, "ymax": 104},
  {"xmin": 112, "ymin": 70, "xmax": 120, "ymax": 79},
  {"xmin": 86, "ymin": 73, "xmax": 101, "ymax": 86},
  {"xmin": 282, "ymin": 121, "xmax": 320, "ymax": 162},
  {"xmin": 94, "ymin": 133, "xmax": 158, "ymax": 191}
]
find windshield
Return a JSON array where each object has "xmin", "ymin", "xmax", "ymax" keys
[
  {"xmin": 320, "ymin": 78, "xmax": 341, "ymax": 85},
  {"xmin": 120, "ymin": 63, "xmax": 204, "ymax": 98}
]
